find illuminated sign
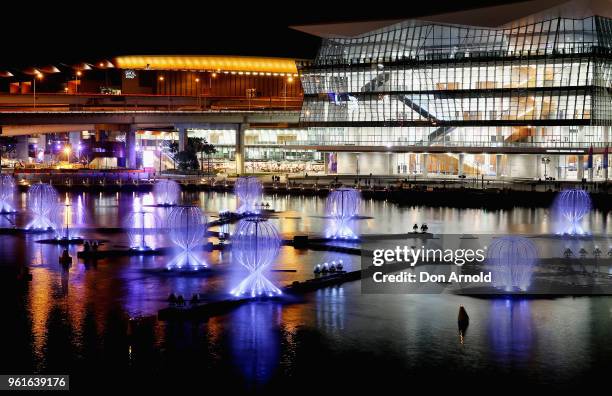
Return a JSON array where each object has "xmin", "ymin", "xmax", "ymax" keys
[{"xmin": 124, "ymin": 69, "xmax": 136, "ymax": 79}]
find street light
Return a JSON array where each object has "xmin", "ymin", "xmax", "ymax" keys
[
  {"xmin": 195, "ymin": 76, "xmax": 201, "ymax": 108},
  {"xmin": 33, "ymin": 72, "xmax": 43, "ymax": 108},
  {"xmin": 542, "ymin": 156, "xmax": 551, "ymax": 190}
]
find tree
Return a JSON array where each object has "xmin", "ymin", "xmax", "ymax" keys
[
  {"xmin": 174, "ymin": 150, "xmax": 199, "ymax": 171},
  {"xmin": 188, "ymin": 137, "xmax": 217, "ymax": 174}
]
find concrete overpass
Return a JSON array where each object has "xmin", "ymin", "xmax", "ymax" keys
[{"xmin": 0, "ymin": 110, "xmax": 301, "ymax": 173}]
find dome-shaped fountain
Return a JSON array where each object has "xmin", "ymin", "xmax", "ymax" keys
[
  {"xmin": 26, "ymin": 183, "xmax": 59, "ymax": 231},
  {"xmin": 231, "ymin": 217, "xmax": 282, "ymax": 297},
  {"xmin": 153, "ymin": 179, "xmax": 180, "ymax": 206},
  {"xmin": 123, "ymin": 209, "xmax": 162, "ymax": 251},
  {"xmin": 487, "ymin": 236, "xmax": 538, "ymax": 292},
  {"xmin": 167, "ymin": 206, "xmax": 208, "ymax": 269},
  {"xmin": 554, "ymin": 189, "xmax": 591, "ymax": 235},
  {"xmin": 235, "ymin": 176, "xmax": 263, "ymax": 214},
  {"xmin": 325, "ymin": 187, "xmax": 361, "ymax": 239},
  {"xmin": 0, "ymin": 174, "xmax": 16, "ymax": 214}
]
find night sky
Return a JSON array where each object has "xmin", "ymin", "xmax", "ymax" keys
[{"xmin": 0, "ymin": 0, "xmax": 525, "ymax": 69}]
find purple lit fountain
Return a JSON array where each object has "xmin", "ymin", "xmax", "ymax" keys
[
  {"xmin": 123, "ymin": 209, "xmax": 161, "ymax": 251},
  {"xmin": 167, "ymin": 206, "xmax": 208, "ymax": 270},
  {"xmin": 325, "ymin": 188, "xmax": 360, "ymax": 239},
  {"xmin": 487, "ymin": 236, "xmax": 538, "ymax": 292},
  {"xmin": 554, "ymin": 189, "xmax": 591, "ymax": 235},
  {"xmin": 231, "ymin": 217, "xmax": 282, "ymax": 298},
  {"xmin": 153, "ymin": 179, "xmax": 181, "ymax": 206},
  {"xmin": 235, "ymin": 176, "xmax": 263, "ymax": 214},
  {"xmin": 26, "ymin": 183, "xmax": 59, "ymax": 231},
  {"xmin": 0, "ymin": 174, "xmax": 16, "ymax": 214}
]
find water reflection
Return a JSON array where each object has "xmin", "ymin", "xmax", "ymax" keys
[
  {"xmin": 488, "ymin": 299, "xmax": 534, "ymax": 364},
  {"xmin": 229, "ymin": 303, "xmax": 282, "ymax": 388}
]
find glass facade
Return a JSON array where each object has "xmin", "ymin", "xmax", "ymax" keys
[{"xmin": 298, "ymin": 15, "xmax": 612, "ymax": 149}]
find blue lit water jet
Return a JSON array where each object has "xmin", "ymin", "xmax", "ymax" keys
[
  {"xmin": 230, "ymin": 217, "xmax": 282, "ymax": 298},
  {"xmin": 153, "ymin": 179, "xmax": 180, "ymax": 206},
  {"xmin": 235, "ymin": 176, "xmax": 263, "ymax": 214},
  {"xmin": 0, "ymin": 174, "xmax": 16, "ymax": 214},
  {"xmin": 325, "ymin": 188, "xmax": 360, "ymax": 239},
  {"xmin": 123, "ymin": 209, "xmax": 161, "ymax": 251},
  {"xmin": 26, "ymin": 183, "xmax": 59, "ymax": 231},
  {"xmin": 167, "ymin": 206, "xmax": 208, "ymax": 270},
  {"xmin": 487, "ymin": 236, "xmax": 538, "ymax": 292},
  {"xmin": 53, "ymin": 196, "xmax": 82, "ymax": 241},
  {"xmin": 554, "ymin": 189, "xmax": 591, "ymax": 235}
]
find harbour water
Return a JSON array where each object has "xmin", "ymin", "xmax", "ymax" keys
[{"xmin": 1, "ymin": 191, "xmax": 612, "ymax": 392}]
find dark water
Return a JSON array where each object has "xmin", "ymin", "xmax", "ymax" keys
[{"xmin": 1, "ymin": 191, "xmax": 612, "ymax": 392}]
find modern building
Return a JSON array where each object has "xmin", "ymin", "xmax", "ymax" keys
[
  {"xmin": 293, "ymin": 0, "xmax": 612, "ymax": 180},
  {"xmin": 0, "ymin": 55, "xmax": 306, "ymax": 173}
]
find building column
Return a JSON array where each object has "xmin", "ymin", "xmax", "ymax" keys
[
  {"xmin": 235, "ymin": 123, "xmax": 247, "ymax": 175},
  {"xmin": 37, "ymin": 134, "xmax": 46, "ymax": 162},
  {"xmin": 421, "ymin": 153, "xmax": 429, "ymax": 176},
  {"xmin": 458, "ymin": 153, "xmax": 465, "ymax": 177},
  {"xmin": 126, "ymin": 127, "xmax": 137, "ymax": 169},
  {"xmin": 495, "ymin": 154, "xmax": 503, "ymax": 178},
  {"xmin": 577, "ymin": 155, "xmax": 584, "ymax": 181},
  {"xmin": 178, "ymin": 128, "xmax": 188, "ymax": 152},
  {"xmin": 16, "ymin": 136, "xmax": 29, "ymax": 161}
]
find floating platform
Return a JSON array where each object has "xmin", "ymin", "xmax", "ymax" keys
[{"xmin": 36, "ymin": 237, "xmax": 85, "ymax": 245}]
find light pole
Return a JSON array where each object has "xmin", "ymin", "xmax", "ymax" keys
[
  {"xmin": 75, "ymin": 70, "xmax": 82, "ymax": 94},
  {"xmin": 195, "ymin": 76, "xmax": 201, "ymax": 109},
  {"xmin": 33, "ymin": 72, "xmax": 43, "ymax": 108},
  {"xmin": 542, "ymin": 156, "xmax": 551, "ymax": 190}
]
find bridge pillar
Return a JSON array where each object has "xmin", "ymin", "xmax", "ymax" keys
[
  {"xmin": 126, "ymin": 127, "xmax": 137, "ymax": 169},
  {"xmin": 16, "ymin": 135, "xmax": 29, "ymax": 161},
  {"xmin": 458, "ymin": 153, "xmax": 465, "ymax": 177},
  {"xmin": 178, "ymin": 128, "xmax": 188, "ymax": 152},
  {"xmin": 235, "ymin": 123, "xmax": 247, "ymax": 175},
  {"xmin": 495, "ymin": 154, "xmax": 503, "ymax": 178},
  {"xmin": 37, "ymin": 134, "xmax": 46, "ymax": 161}
]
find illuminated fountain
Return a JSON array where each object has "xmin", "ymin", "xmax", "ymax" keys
[
  {"xmin": 554, "ymin": 189, "xmax": 591, "ymax": 235},
  {"xmin": 153, "ymin": 179, "xmax": 181, "ymax": 206},
  {"xmin": 53, "ymin": 196, "xmax": 83, "ymax": 242},
  {"xmin": 124, "ymin": 209, "xmax": 161, "ymax": 251},
  {"xmin": 167, "ymin": 206, "xmax": 208, "ymax": 270},
  {"xmin": 235, "ymin": 176, "xmax": 263, "ymax": 214},
  {"xmin": 487, "ymin": 236, "xmax": 538, "ymax": 292},
  {"xmin": 0, "ymin": 174, "xmax": 16, "ymax": 214},
  {"xmin": 26, "ymin": 183, "xmax": 59, "ymax": 231},
  {"xmin": 325, "ymin": 188, "xmax": 360, "ymax": 239},
  {"xmin": 231, "ymin": 217, "xmax": 282, "ymax": 298}
]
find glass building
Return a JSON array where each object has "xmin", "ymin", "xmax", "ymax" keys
[{"xmin": 294, "ymin": 0, "xmax": 612, "ymax": 180}]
